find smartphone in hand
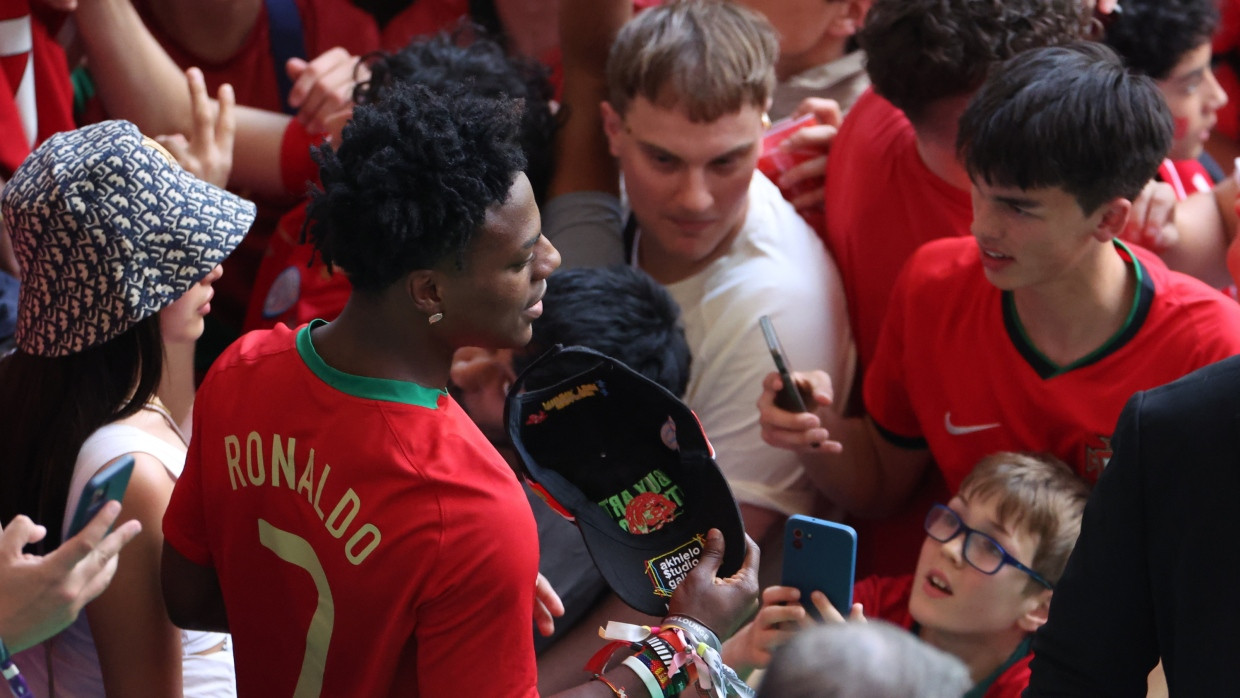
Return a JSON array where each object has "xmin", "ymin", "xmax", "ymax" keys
[
  {"xmin": 65, "ymin": 455, "xmax": 135, "ymax": 539},
  {"xmin": 781, "ymin": 514, "xmax": 857, "ymax": 621},
  {"xmin": 759, "ymin": 315, "xmax": 809, "ymax": 413}
]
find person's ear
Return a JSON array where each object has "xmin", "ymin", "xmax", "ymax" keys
[
  {"xmin": 407, "ymin": 269, "xmax": 443, "ymax": 319},
  {"xmin": 601, "ymin": 101, "xmax": 624, "ymax": 158},
  {"xmin": 828, "ymin": 0, "xmax": 869, "ymax": 37},
  {"xmin": 1016, "ymin": 587, "xmax": 1053, "ymax": 633},
  {"xmin": 1093, "ymin": 197, "xmax": 1132, "ymax": 242}
]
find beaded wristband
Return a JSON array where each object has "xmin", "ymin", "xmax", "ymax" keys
[{"xmin": 593, "ymin": 672, "xmax": 627, "ymax": 697}]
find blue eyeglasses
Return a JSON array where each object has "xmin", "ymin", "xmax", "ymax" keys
[{"xmin": 924, "ymin": 504, "xmax": 1054, "ymax": 590}]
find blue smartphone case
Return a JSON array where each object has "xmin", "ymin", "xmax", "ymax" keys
[
  {"xmin": 781, "ymin": 514, "xmax": 857, "ymax": 620},
  {"xmin": 65, "ymin": 455, "xmax": 135, "ymax": 540}
]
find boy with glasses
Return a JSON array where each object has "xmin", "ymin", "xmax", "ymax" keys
[{"xmin": 723, "ymin": 452, "xmax": 1090, "ymax": 697}]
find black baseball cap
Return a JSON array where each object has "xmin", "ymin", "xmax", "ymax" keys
[{"xmin": 506, "ymin": 345, "xmax": 747, "ymax": 616}]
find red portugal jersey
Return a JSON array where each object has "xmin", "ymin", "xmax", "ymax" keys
[
  {"xmin": 854, "ymin": 575, "xmax": 1032, "ymax": 698},
  {"xmin": 865, "ymin": 236, "xmax": 1240, "ymax": 490},
  {"xmin": 164, "ymin": 322, "xmax": 539, "ymax": 697},
  {"xmin": 823, "ymin": 88, "xmax": 974, "ymax": 376}
]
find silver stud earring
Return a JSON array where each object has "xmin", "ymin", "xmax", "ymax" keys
[{"xmin": 428, "ymin": 312, "xmax": 444, "ymax": 325}]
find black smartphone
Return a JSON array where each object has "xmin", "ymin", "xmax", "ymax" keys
[
  {"xmin": 781, "ymin": 514, "xmax": 857, "ymax": 621},
  {"xmin": 759, "ymin": 315, "xmax": 809, "ymax": 412},
  {"xmin": 65, "ymin": 455, "xmax": 135, "ymax": 539}
]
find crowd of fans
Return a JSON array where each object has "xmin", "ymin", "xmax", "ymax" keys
[{"xmin": 1, "ymin": 0, "xmax": 1238, "ymax": 695}]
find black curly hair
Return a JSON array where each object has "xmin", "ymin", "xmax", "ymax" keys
[
  {"xmin": 304, "ymin": 80, "xmax": 527, "ymax": 293},
  {"xmin": 1104, "ymin": 0, "xmax": 1218, "ymax": 80},
  {"xmin": 355, "ymin": 27, "xmax": 557, "ymax": 204},
  {"xmin": 958, "ymin": 42, "xmax": 1172, "ymax": 214},
  {"xmin": 858, "ymin": 0, "xmax": 1083, "ymax": 124},
  {"xmin": 514, "ymin": 265, "xmax": 691, "ymax": 397}
]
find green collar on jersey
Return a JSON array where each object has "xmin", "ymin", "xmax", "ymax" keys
[
  {"xmin": 1003, "ymin": 239, "xmax": 1155, "ymax": 380},
  {"xmin": 297, "ymin": 320, "xmax": 446, "ymax": 408}
]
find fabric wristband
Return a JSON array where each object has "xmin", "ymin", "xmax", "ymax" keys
[
  {"xmin": 622, "ymin": 656, "xmax": 664, "ymax": 698},
  {"xmin": 662, "ymin": 614, "xmax": 722, "ymax": 654}
]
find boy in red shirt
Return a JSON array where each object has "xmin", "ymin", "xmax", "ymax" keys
[
  {"xmin": 724, "ymin": 452, "xmax": 1089, "ymax": 697},
  {"xmin": 758, "ymin": 43, "xmax": 1240, "ymax": 549}
]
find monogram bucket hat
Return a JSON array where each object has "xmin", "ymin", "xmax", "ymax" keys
[{"xmin": 2, "ymin": 120, "xmax": 255, "ymax": 357}]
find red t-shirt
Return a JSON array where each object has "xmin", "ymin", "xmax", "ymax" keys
[
  {"xmin": 133, "ymin": 0, "xmax": 378, "ymax": 113},
  {"xmin": 0, "ymin": 1, "xmax": 74, "ymax": 178},
  {"xmin": 164, "ymin": 322, "xmax": 540, "ymax": 697},
  {"xmin": 823, "ymin": 88, "xmax": 972, "ymax": 578},
  {"xmin": 865, "ymin": 236, "xmax": 1240, "ymax": 490},
  {"xmin": 379, "ymin": 0, "xmax": 468, "ymax": 51},
  {"xmin": 1214, "ymin": 0, "xmax": 1240, "ymax": 143},
  {"xmin": 854, "ymin": 575, "xmax": 1032, "ymax": 698},
  {"xmin": 243, "ymin": 201, "xmax": 353, "ymax": 331},
  {"xmin": 1157, "ymin": 158, "xmax": 1215, "ymax": 200},
  {"xmin": 823, "ymin": 88, "xmax": 974, "ymax": 377}
]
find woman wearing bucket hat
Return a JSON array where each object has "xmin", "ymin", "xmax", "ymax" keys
[{"xmin": 0, "ymin": 118, "xmax": 254, "ymax": 696}]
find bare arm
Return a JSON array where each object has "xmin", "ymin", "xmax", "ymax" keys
[
  {"xmin": 757, "ymin": 370, "xmax": 931, "ymax": 517},
  {"xmin": 73, "ymin": 0, "xmax": 304, "ymax": 199},
  {"xmin": 85, "ymin": 454, "xmax": 184, "ymax": 697},
  {"xmin": 1165, "ymin": 176, "xmax": 1238, "ymax": 288},
  {"xmin": 547, "ymin": 0, "xmax": 630, "ymax": 198},
  {"xmin": 548, "ymin": 529, "xmax": 760, "ymax": 697}
]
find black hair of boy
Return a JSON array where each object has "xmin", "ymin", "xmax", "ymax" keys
[
  {"xmin": 1103, "ymin": 0, "xmax": 1219, "ymax": 80},
  {"xmin": 514, "ymin": 265, "xmax": 692, "ymax": 397},
  {"xmin": 356, "ymin": 28, "xmax": 557, "ymax": 204},
  {"xmin": 305, "ymin": 81, "xmax": 526, "ymax": 292},
  {"xmin": 857, "ymin": 0, "xmax": 1083, "ymax": 124},
  {"xmin": 957, "ymin": 42, "xmax": 1173, "ymax": 214}
]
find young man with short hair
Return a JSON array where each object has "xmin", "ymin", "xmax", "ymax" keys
[
  {"xmin": 159, "ymin": 78, "xmax": 758, "ymax": 697},
  {"xmin": 550, "ymin": 0, "xmax": 854, "ymax": 549},
  {"xmin": 760, "ymin": 42, "xmax": 1240, "ymax": 537}
]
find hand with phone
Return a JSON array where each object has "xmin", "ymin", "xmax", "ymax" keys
[
  {"xmin": 720, "ymin": 582, "xmax": 867, "ymax": 675},
  {"xmin": 0, "ymin": 502, "xmax": 142, "ymax": 653},
  {"xmin": 756, "ymin": 316, "xmax": 841, "ymax": 454}
]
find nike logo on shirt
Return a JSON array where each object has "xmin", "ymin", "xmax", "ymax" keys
[{"xmin": 944, "ymin": 412, "xmax": 1000, "ymax": 436}]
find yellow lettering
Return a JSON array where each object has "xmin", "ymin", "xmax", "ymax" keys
[
  {"xmin": 246, "ymin": 432, "xmax": 265, "ymax": 486},
  {"xmin": 297, "ymin": 450, "xmax": 316, "ymax": 505},
  {"xmin": 313, "ymin": 464, "xmax": 331, "ymax": 520},
  {"xmin": 346, "ymin": 524, "xmax": 381, "ymax": 565},
  {"xmin": 272, "ymin": 435, "xmax": 296, "ymax": 490},
  {"xmin": 225, "ymin": 435, "xmax": 243, "ymax": 490},
  {"xmin": 325, "ymin": 489, "xmax": 360, "ymax": 538}
]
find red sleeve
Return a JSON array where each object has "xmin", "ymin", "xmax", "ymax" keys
[
  {"xmin": 852, "ymin": 575, "xmax": 916, "ymax": 630},
  {"xmin": 863, "ymin": 250, "xmax": 925, "ymax": 445},
  {"xmin": 983, "ymin": 654, "xmax": 1032, "ymax": 698}
]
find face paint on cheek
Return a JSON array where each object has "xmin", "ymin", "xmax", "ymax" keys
[{"xmin": 1173, "ymin": 116, "xmax": 1190, "ymax": 140}]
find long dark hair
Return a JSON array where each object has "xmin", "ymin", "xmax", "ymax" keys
[{"xmin": 0, "ymin": 316, "xmax": 163, "ymax": 549}]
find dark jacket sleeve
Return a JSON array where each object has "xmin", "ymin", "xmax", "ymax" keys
[{"xmin": 1025, "ymin": 391, "xmax": 1159, "ymax": 696}]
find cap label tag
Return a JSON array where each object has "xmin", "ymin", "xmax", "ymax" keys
[
  {"xmin": 598, "ymin": 468, "xmax": 684, "ymax": 534},
  {"xmin": 541, "ymin": 380, "xmax": 605, "ymax": 412},
  {"xmin": 645, "ymin": 534, "xmax": 705, "ymax": 598}
]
